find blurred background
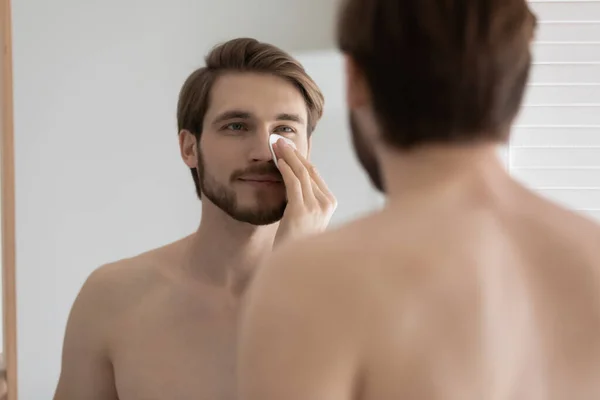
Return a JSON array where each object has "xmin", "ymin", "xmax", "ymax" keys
[{"xmin": 6, "ymin": 0, "xmax": 600, "ymax": 398}]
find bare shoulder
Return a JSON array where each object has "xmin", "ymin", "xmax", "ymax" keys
[
  {"xmin": 520, "ymin": 191, "xmax": 600, "ymax": 258},
  {"xmin": 77, "ymin": 254, "xmax": 154, "ymax": 316},
  {"xmin": 559, "ymin": 208, "xmax": 600, "ymax": 255},
  {"xmin": 250, "ymin": 217, "xmax": 383, "ymax": 312},
  {"xmin": 267, "ymin": 218, "xmax": 372, "ymax": 271},
  {"xmin": 239, "ymin": 222, "xmax": 382, "ymax": 400},
  {"xmin": 71, "ymin": 236, "xmax": 191, "ymax": 333},
  {"xmin": 55, "ymin": 238, "xmax": 192, "ymax": 399}
]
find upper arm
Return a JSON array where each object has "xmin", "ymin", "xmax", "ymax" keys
[
  {"xmin": 238, "ymin": 243, "xmax": 365, "ymax": 400},
  {"xmin": 53, "ymin": 266, "xmax": 120, "ymax": 400}
]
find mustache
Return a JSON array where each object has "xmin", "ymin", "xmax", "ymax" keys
[{"xmin": 230, "ymin": 162, "xmax": 282, "ymax": 181}]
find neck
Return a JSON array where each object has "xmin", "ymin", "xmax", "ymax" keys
[
  {"xmin": 184, "ymin": 199, "xmax": 278, "ymax": 296},
  {"xmin": 378, "ymin": 142, "xmax": 513, "ymax": 208}
]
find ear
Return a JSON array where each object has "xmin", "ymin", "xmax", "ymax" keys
[
  {"xmin": 344, "ymin": 55, "xmax": 370, "ymax": 110},
  {"xmin": 179, "ymin": 130, "xmax": 199, "ymax": 168}
]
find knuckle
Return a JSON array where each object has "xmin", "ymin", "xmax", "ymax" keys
[
  {"xmin": 300, "ymin": 170, "xmax": 311, "ymax": 182},
  {"xmin": 325, "ymin": 203, "xmax": 335, "ymax": 214},
  {"xmin": 307, "ymin": 201, "xmax": 320, "ymax": 213},
  {"xmin": 324, "ymin": 199, "xmax": 337, "ymax": 213}
]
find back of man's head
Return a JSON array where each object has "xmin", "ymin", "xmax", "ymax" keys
[{"xmin": 337, "ymin": 0, "xmax": 537, "ymax": 150}]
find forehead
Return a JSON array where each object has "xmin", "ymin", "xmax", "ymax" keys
[{"xmin": 205, "ymin": 72, "xmax": 308, "ymax": 122}]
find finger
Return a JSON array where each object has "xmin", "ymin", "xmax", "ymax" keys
[
  {"xmin": 277, "ymin": 159, "xmax": 303, "ymax": 205},
  {"xmin": 310, "ymin": 179, "xmax": 331, "ymax": 208},
  {"xmin": 296, "ymin": 154, "xmax": 336, "ymax": 203},
  {"xmin": 295, "ymin": 156, "xmax": 336, "ymax": 212},
  {"xmin": 275, "ymin": 141, "xmax": 315, "ymax": 204},
  {"xmin": 294, "ymin": 159, "xmax": 330, "ymax": 206}
]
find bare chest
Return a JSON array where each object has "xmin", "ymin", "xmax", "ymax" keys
[{"xmin": 111, "ymin": 294, "xmax": 240, "ymax": 400}]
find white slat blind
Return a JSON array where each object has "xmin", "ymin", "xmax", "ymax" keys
[{"xmin": 511, "ymin": 0, "xmax": 600, "ymax": 222}]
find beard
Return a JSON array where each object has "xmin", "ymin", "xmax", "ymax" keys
[
  {"xmin": 349, "ymin": 112, "xmax": 384, "ymax": 193},
  {"xmin": 197, "ymin": 151, "xmax": 287, "ymax": 226}
]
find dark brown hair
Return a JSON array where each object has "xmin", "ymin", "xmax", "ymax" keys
[
  {"xmin": 177, "ymin": 37, "xmax": 325, "ymax": 198},
  {"xmin": 337, "ymin": 0, "xmax": 537, "ymax": 150}
]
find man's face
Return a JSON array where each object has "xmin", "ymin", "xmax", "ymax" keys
[
  {"xmin": 349, "ymin": 112, "xmax": 384, "ymax": 193},
  {"xmin": 197, "ymin": 72, "xmax": 310, "ymax": 225}
]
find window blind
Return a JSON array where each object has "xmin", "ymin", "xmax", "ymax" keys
[{"xmin": 511, "ymin": 0, "xmax": 600, "ymax": 222}]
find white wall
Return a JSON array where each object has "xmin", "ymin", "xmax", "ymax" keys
[{"xmin": 10, "ymin": 1, "xmax": 376, "ymax": 398}]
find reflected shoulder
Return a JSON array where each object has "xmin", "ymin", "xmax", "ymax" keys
[{"xmin": 76, "ymin": 238, "xmax": 185, "ymax": 320}]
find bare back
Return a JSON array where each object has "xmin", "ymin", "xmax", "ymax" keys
[
  {"xmin": 344, "ymin": 184, "xmax": 600, "ymax": 400},
  {"xmin": 54, "ymin": 236, "xmax": 241, "ymax": 400}
]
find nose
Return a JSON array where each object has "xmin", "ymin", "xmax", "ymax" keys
[{"xmin": 247, "ymin": 128, "xmax": 273, "ymax": 163}]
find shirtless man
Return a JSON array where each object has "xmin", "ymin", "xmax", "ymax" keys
[
  {"xmin": 53, "ymin": 37, "xmax": 336, "ymax": 400},
  {"xmin": 238, "ymin": 0, "xmax": 600, "ymax": 399}
]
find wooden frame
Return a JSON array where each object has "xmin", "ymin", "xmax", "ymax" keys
[{"xmin": 0, "ymin": 0, "xmax": 18, "ymax": 399}]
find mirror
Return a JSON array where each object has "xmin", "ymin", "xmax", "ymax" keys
[
  {"xmin": 0, "ymin": 0, "xmax": 18, "ymax": 399},
  {"xmin": 7, "ymin": 0, "xmax": 599, "ymax": 398}
]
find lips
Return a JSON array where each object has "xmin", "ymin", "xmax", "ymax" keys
[{"xmin": 239, "ymin": 175, "xmax": 282, "ymax": 183}]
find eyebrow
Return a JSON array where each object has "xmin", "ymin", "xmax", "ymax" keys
[
  {"xmin": 212, "ymin": 110, "xmax": 306, "ymax": 125},
  {"xmin": 213, "ymin": 110, "xmax": 252, "ymax": 125},
  {"xmin": 275, "ymin": 113, "xmax": 305, "ymax": 125}
]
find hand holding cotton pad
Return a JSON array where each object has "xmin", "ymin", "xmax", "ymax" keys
[{"xmin": 269, "ymin": 134, "xmax": 296, "ymax": 168}]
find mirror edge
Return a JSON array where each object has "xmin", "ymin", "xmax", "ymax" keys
[{"xmin": 1, "ymin": 0, "xmax": 18, "ymax": 399}]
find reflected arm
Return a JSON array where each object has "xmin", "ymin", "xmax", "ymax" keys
[{"xmin": 53, "ymin": 267, "xmax": 119, "ymax": 400}]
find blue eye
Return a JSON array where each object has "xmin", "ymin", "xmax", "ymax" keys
[
  {"xmin": 226, "ymin": 123, "xmax": 246, "ymax": 131},
  {"xmin": 276, "ymin": 126, "xmax": 295, "ymax": 134}
]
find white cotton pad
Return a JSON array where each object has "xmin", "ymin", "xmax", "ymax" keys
[{"xmin": 269, "ymin": 134, "xmax": 296, "ymax": 168}]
